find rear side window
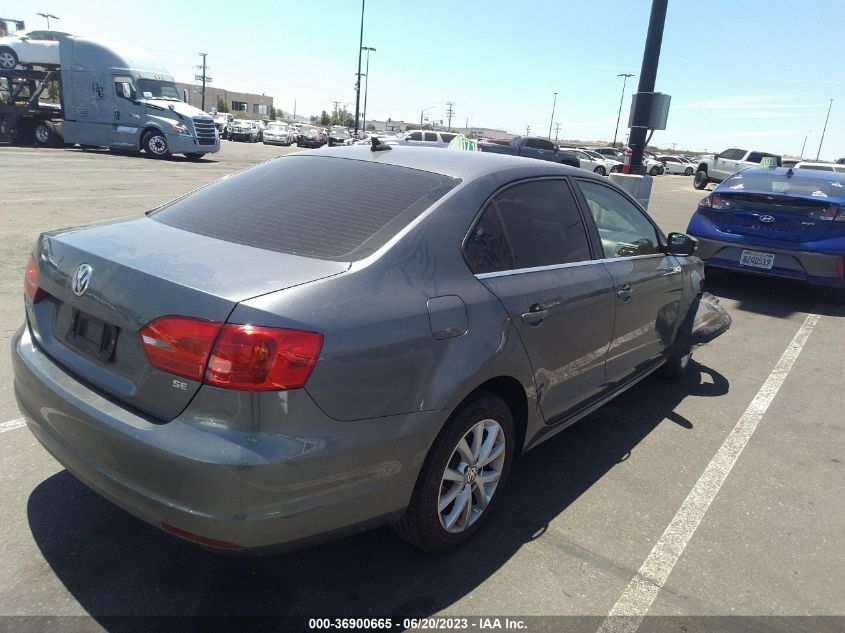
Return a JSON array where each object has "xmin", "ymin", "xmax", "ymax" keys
[
  {"xmin": 424, "ymin": 132, "xmax": 438, "ymax": 142},
  {"xmin": 151, "ymin": 157, "xmax": 460, "ymax": 261},
  {"xmin": 440, "ymin": 133, "xmax": 457, "ymax": 143},
  {"xmin": 464, "ymin": 179, "xmax": 592, "ymax": 274}
]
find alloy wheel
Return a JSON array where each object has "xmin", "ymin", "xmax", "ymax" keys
[
  {"xmin": 0, "ymin": 52, "xmax": 15, "ymax": 69},
  {"xmin": 438, "ymin": 418, "xmax": 506, "ymax": 534}
]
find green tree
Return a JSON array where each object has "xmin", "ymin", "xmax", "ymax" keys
[
  {"xmin": 366, "ymin": 123, "xmax": 376, "ymax": 131},
  {"xmin": 269, "ymin": 106, "xmax": 276, "ymax": 120},
  {"xmin": 319, "ymin": 110, "xmax": 331, "ymax": 126},
  {"xmin": 215, "ymin": 95, "xmax": 229, "ymax": 113}
]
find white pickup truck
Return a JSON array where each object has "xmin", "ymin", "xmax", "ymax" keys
[{"xmin": 693, "ymin": 148, "xmax": 782, "ymax": 189}]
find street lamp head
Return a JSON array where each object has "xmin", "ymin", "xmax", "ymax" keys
[
  {"xmin": 617, "ymin": 72, "xmax": 635, "ymax": 78},
  {"xmin": 37, "ymin": 12, "xmax": 59, "ymax": 19},
  {"xmin": 362, "ymin": 46, "xmax": 376, "ymax": 52}
]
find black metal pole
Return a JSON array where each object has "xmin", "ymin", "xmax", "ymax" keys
[
  {"xmin": 353, "ymin": 0, "xmax": 365, "ymax": 135},
  {"xmin": 199, "ymin": 52, "xmax": 207, "ymax": 112},
  {"xmin": 548, "ymin": 92, "xmax": 557, "ymax": 139},
  {"xmin": 628, "ymin": 0, "xmax": 668, "ymax": 174}
]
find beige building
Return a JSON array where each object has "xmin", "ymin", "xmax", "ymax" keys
[{"xmin": 175, "ymin": 82, "xmax": 274, "ymax": 119}]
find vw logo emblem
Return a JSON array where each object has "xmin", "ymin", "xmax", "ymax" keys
[
  {"xmin": 465, "ymin": 465, "xmax": 478, "ymax": 485},
  {"xmin": 759, "ymin": 215, "xmax": 775, "ymax": 223},
  {"xmin": 71, "ymin": 263, "xmax": 93, "ymax": 297}
]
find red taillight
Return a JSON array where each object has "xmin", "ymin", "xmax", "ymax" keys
[
  {"xmin": 838, "ymin": 256, "xmax": 843, "ymax": 277},
  {"xmin": 24, "ymin": 253, "xmax": 44, "ymax": 304},
  {"xmin": 139, "ymin": 317, "xmax": 223, "ymax": 382},
  {"xmin": 702, "ymin": 194, "xmax": 732, "ymax": 210},
  {"xmin": 205, "ymin": 325, "xmax": 323, "ymax": 391}
]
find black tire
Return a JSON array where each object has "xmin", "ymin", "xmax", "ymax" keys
[
  {"xmin": 33, "ymin": 122, "xmax": 56, "ymax": 147},
  {"xmin": 392, "ymin": 391, "xmax": 515, "ymax": 553},
  {"xmin": 594, "ymin": 165, "xmax": 607, "ymax": 176},
  {"xmin": 693, "ymin": 170, "xmax": 710, "ymax": 190},
  {"xmin": 142, "ymin": 129, "xmax": 170, "ymax": 158},
  {"xmin": 685, "ymin": 167, "xmax": 694, "ymax": 176},
  {"xmin": 649, "ymin": 165, "xmax": 660, "ymax": 176},
  {"xmin": 0, "ymin": 47, "xmax": 18, "ymax": 70},
  {"xmin": 183, "ymin": 152, "xmax": 203, "ymax": 160}
]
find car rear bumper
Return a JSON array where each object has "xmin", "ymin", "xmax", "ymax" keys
[
  {"xmin": 693, "ymin": 235, "xmax": 844, "ymax": 288},
  {"xmin": 13, "ymin": 324, "xmax": 442, "ymax": 552}
]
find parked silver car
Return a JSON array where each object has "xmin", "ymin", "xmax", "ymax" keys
[
  {"xmin": 262, "ymin": 121, "xmax": 294, "ymax": 146},
  {"xmin": 14, "ymin": 147, "xmax": 727, "ymax": 554}
]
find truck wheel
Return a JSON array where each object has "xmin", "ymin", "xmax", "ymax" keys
[
  {"xmin": 693, "ymin": 170, "xmax": 710, "ymax": 190},
  {"xmin": 34, "ymin": 122, "xmax": 56, "ymax": 147},
  {"xmin": 685, "ymin": 167, "xmax": 694, "ymax": 176},
  {"xmin": 593, "ymin": 165, "xmax": 607, "ymax": 176},
  {"xmin": 142, "ymin": 130, "xmax": 170, "ymax": 159},
  {"xmin": 0, "ymin": 47, "xmax": 18, "ymax": 69}
]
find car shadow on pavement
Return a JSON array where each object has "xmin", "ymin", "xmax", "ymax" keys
[
  {"xmin": 26, "ymin": 361, "xmax": 728, "ymax": 628},
  {"xmin": 705, "ymin": 270, "xmax": 844, "ymax": 319}
]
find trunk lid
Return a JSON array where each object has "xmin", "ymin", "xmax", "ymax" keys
[
  {"xmin": 28, "ymin": 217, "xmax": 347, "ymax": 421},
  {"xmin": 706, "ymin": 191, "xmax": 845, "ymax": 242}
]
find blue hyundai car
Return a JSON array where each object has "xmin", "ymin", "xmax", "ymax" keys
[{"xmin": 687, "ymin": 167, "xmax": 845, "ymax": 301}]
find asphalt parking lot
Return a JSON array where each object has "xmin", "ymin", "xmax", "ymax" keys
[{"xmin": 0, "ymin": 142, "xmax": 842, "ymax": 632}]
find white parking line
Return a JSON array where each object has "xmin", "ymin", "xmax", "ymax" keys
[
  {"xmin": 597, "ymin": 311, "xmax": 821, "ymax": 633},
  {"xmin": 0, "ymin": 418, "xmax": 26, "ymax": 434}
]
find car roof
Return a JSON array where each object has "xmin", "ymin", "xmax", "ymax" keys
[{"xmin": 297, "ymin": 145, "xmax": 597, "ymax": 181}]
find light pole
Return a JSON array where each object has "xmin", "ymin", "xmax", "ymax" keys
[
  {"xmin": 37, "ymin": 12, "xmax": 59, "ymax": 28},
  {"xmin": 613, "ymin": 73, "xmax": 634, "ymax": 148},
  {"xmin": 361, "ymin": 46, "xmax": 375, "ymax": 132},
  {"xmin": 420, "ymin": 106, "xmax": 434, "ymax": 127},
  {"xmin": 816, "ymin": 99, "xmax": 834, "ymax": 160},
  {"xmin": 353, "ymin": 0, "xmax": 365, "ymax": 135},
  {"xmin": 548, "ymin": 92, "xmax": 557, "ymax": 139},
  {"xmin": 800, "ymin": 132, "xmax": 808, "ymax": 159}
]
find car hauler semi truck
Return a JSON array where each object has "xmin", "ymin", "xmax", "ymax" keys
[{"xmin": 0, "ymin": 34, "xmax": 219, "ymax": 159}]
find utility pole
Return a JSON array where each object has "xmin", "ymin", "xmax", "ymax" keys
[
  {"xmin": 198, "ymin": 52, "xmax": 208, "ymax": 112},
  {"xmin": 353, "ymin": 0, "xmax": 365, "ymax": 135},
  {"xmin": 816, "ymin": 99, "xmax": 834, "ymax": 160},
  {"xmin": 800, "ymin": 132, "xmax": 808, "ymax": 159},
  {"xmin": 361, "ymin": 46, "xmax": 375, "ymax": 132},
  {"xmin": 526, "ymin": 125, "xmax": 531, "ymax": 136},
  {"xmin": 446, "ymin": 102, "xmax": 455, "ymax": 131},
  {"xmin": 628, "ymin": 0, "xmax": 668, "ymax": 173},
  {"xmin": 37, "ymin": 12, "xmax": 58, "ymax": 28},
  {"xmin": 332, "ymin": 100, "xmax": 341, "ymax": 122},
  {"xmin": 293, "ymin": 99, "xmax": 297, "ymax": 121},
  {"xmin": 548, "ymin": 92, "xmax": 557, "ymax": 139},
  {"xmin": 613, "ymin": 73, "xmax": 634, "ymax": 148},
  {"xmin": 554, "ymin": 123, "xmax": 561, "ymax": 142}
]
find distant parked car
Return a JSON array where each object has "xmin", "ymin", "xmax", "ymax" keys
[
  {"xmin": 793, "ymin": 161, "xmax": 845, "ymax": 173},
  {"xmin": 229, "ymin": 120, "xmax": 260, "ymax": 142},
  {"xmin": 578, "ymin": 148, "xmax": 622, "ymax": 173},
  {"xmin": 568, "ymin": 149, "xmax": 612, "ymax": 176},
  {"xmin": 328, "ymin": 126, "xmax": 353, "ymax": 147},
  {"xmin": 687, "ymin": 167, "xmax": 845, "ymax": 302},
  {"xmin": 593, "ymin": 147, "xmax": 664, "ymax": 175},
  {"xmin": 297, "ymin": 125, "xmax": 327, "ymax": 148},
  {"xmin": 213, "ymin": 113, "xmax": 235, "ymax": 140},
  {"xmin": 263, "ymin": 122, "xmax": 295, "ymax": 146},
  {"xmin": 389, "ymin": 130, "xmax": 456, "ymax": 148},
  {"xmin": 0, "ymin": 31, "xmax": 62, "ymax": 68},
  {"xmin": 693, "ymin": 148, "xmax": 782, "ymax": 190},
  {"xmin": 480, "ymin": 136, "xmax": 579, "ymax": 168},
  {"xmin": 658, "ymin": 155, "xmax": 695, "ymax": 176}
]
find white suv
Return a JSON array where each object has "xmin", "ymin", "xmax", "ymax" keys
[
  {"xmin": 693, "ymin": 148, "xmax": 782, "ymax": 189},
  {"xmin": 389, "ymin": 130, "xmax": 458, "ymax": 148}
]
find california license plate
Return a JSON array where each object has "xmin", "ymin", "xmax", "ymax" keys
[{"xmin": 739, "ymin": 250, "xmax": 775, "ymax": 270}]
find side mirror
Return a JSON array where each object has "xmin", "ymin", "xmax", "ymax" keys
[{"xmin": 666, "ymin": 232, "xmax": 698, "ymax": 257}]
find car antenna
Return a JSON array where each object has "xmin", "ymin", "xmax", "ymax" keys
[{"xmin": 371, "ymin": 137, "xmax": 391, "ymax": 152}]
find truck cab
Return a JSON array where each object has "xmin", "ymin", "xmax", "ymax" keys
[{"xmin": 58, "ymin": 37, "xmax": 219, "ymax": 159}]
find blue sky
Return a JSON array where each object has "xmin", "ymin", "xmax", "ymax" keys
[{"xmin": 12, "ymin": 0, "xmax": 845, "ymax": 156}]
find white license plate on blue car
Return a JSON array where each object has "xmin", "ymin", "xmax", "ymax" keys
[{"xmin": 739, "ymin": 250, "xmax": 775, "ymax": 270}]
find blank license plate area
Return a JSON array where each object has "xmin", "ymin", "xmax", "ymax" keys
[
  {"xmin": 67, "ymin": 309, "xmax": 118, "ymax": 361},
  {"xmin": 739, "ymin": 250, "xmax": 775, "ymax": 270}
]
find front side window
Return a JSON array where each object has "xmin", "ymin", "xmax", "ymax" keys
[
  {"xmin": 407, "ymin": 131, "xmax": 423, "ymax": 141},
  {"xmin": 464, "ymin": 179, "xmax": 592, "ymax": 274},
  {"xmin": 577, "ymin": 180, "xmax": 662, "ymax": 259},
  {"xmin": 136, "ymin": 79, "xmax": 180, "ymax": 101}
]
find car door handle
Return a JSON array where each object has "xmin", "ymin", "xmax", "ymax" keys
[
  {"xmin": 617, "ymin": 284, "xmax": 634, "ymax": 302},
  {"xmin": 663, "ymin": 266, "xmax": 682, "ymax": 277},
  {"xmin": 521, "ymin": 305, "xmax": 548, "ymax": 325}
]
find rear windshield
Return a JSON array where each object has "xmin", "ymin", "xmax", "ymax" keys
[
  {"xmin": 722, "ymin": 172, "xmax": 843, "ymax": 198},
  {"xmin": 150, "ymin": 156, "xmax": 460, "ymax": 261}
]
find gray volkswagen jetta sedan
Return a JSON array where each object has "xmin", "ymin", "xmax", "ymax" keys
[{"xmin": 13, "ymin": 146, "xmax": 727, "ymax": 553}]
